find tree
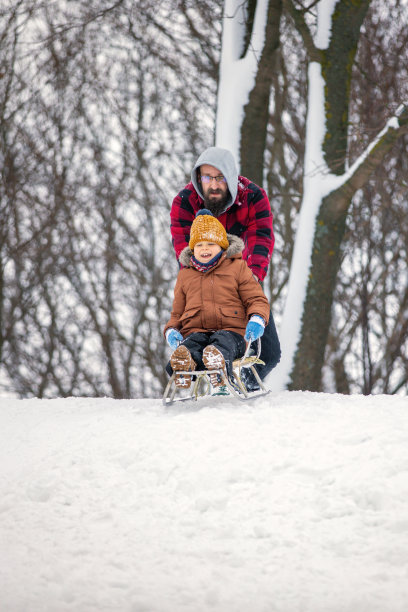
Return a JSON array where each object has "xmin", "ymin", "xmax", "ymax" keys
[
  {"xmin": 281, "ymin": 0, "xmax": 408, "ymax": 392},
  {"xmin": 2, "ymin": 0, "xmax": 407, "ymax": 398},
  {"xmin": 0, "ymin": 0, "xmax": 222, "ymax": 397},
  {"xmin": 216, "ymin": 0, "xmax": 408, "ymax": 394}
]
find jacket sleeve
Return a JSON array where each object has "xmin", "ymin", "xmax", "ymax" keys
[
  {"xmin": 163, "ymin": 273, "xmax": 186, "ymax": 337},
  {"xmin": 170, "ymin": 185, "xmax": 197, "ymax": 262},
  {"xmin": 243, "ymin": 183, "xmax": 274, "ymax": 282},
  {"xmin": 237, "ymin": 261, "xmax": 270, "ymax": 324}
]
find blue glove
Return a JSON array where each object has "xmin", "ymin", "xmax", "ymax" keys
[
  {"xmin": 166, "ymin": 328, "xmax": 183, "ymax": 350},
  {"xmin": 245, "ymin": 320, "xmax": 264, "ymax": 342}
]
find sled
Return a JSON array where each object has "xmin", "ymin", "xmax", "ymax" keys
[{"xmin": 162, "ymin": 340, "xmax": 270, "ymax": 405}]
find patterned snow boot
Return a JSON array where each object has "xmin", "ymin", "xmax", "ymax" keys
[
  {"xmin": 202, "ymin": 345, "xmax": 227, "ymax": 388},
  {"xmin": 211, "ymin": 384, "xmax": 230, "ymax": 397},
  {"xmin": 170, "ymin": 345, "xmax": 196, "ymax": 388}
]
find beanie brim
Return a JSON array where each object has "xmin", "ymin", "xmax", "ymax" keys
[{"xmin": 189, "ymin": 212, "xmax": 229, "ymax": 251}]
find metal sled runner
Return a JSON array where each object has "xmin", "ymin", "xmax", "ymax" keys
[{"xmin": 162, "ymin": 340, "xmax": 270, "ymax": 405}]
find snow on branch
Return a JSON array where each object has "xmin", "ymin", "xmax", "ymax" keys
[
  {"xmin": 216, "ymin": 0, "xmax": 269, "ymax": 166},
  {"xmin": 333, "ymin": 104, "xmax": 408, "ymax": 208}
]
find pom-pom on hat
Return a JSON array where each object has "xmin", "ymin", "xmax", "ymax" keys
[{"xmin": 189, "ymin": 209, "xmax": 229, "ymax": 251}]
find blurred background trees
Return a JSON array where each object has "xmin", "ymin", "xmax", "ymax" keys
[
  {"xmin": 0, "ymin": 0, "xmax": 407, "ymax": 397},
  {"xmin": 0, "ymin": 0, "xmax": 221, "ymax": 397}
]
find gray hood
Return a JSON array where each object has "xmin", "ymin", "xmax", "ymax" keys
[
  {"xmin": 179, "ymin": 233, "xmax": 244, "ymax": 268},
  {"xmin": 191, "ymin": 146, "xmax": 238, "ymax": 211}
]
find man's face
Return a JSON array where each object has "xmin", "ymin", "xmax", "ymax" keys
[{"xmin": 198, "ymin": 164, "xmax": 229, "ymax": 216}]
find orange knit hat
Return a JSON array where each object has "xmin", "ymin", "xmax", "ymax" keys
[{"xmin": 189, "ymin": 209, "xmax": 229, "ymax": 251}]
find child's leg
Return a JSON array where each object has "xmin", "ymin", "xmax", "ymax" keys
[
  {"xmin": 181, "ymin": 333, "xmax": 212, "ymax": 370},
  {"xmin": 166, "ymin": 332, "xmax": 210, "ymax": 376},
  {"xmin": 206, "ymin": 330, "xmax": 246, "ymax": 378}
]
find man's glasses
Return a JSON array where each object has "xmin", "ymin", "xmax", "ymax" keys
[{"xmin": 200, "ymin": 174, "xmax": 226, "ymax": 184}]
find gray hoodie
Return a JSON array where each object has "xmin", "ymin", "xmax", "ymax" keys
[{"xmin": 191, "ymin": 147, "xmax": 238, "ymax": 213}]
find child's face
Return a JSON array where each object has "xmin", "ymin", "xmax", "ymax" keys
[{"xmin": 193, "ymin": 241, "xmax": 222, "ymax": 263}]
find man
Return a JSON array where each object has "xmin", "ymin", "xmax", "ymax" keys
[{"xmin": 170, "ymin": 146, "xmax": 280, "ymax": 390}]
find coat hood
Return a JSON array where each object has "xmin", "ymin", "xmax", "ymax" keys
[
  {"xmin": 191, "ymin": 147, "xmax": 238, "ymax": 212},
  {"xmin": 178, "ymin": 233, "xmax": 244, "ymax": 268}
]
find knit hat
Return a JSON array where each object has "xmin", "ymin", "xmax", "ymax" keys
[{"xmin": 189, "ymin": 209, "xmax": 229, "ymax": 251}]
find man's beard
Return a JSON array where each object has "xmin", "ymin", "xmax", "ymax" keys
[{"xmin": 203, "ymin": 190, "xmax": 229, "ymax": 217}]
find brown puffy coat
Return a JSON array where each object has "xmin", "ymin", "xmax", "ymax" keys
[{"xmin": 164, "ymin": 235, "xmax": 270, "ymax": 338}]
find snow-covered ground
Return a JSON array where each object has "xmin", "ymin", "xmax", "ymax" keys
[{"xmin": 1, "ymin": 391, "xmax": 408, "ymax": 612}]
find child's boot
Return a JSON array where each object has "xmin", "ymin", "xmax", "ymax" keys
[
  {"xmin": 170, "ymin": 345, "xmax": 196, "ymax": 388},
  {"xmin": 202, "ymin": 345, "xmax": 227, "ymax": 388}
]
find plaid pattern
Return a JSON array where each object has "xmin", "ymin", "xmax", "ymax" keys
[{"xmin": 170, "ymin": 176, "xmax": 274, "ymax": 282}]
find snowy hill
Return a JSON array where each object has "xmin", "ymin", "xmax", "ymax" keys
[{"xmin": 1, "ymin": 391, "xmax": 407, "ymax": 612}]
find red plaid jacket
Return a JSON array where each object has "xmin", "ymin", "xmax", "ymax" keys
[{"xmin": 170, "ymin": 176, "xmax": 274, "ymax": 281}]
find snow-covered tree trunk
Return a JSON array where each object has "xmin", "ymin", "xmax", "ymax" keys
[
  {"xmin": 216, "ymin": 0, "xmax": 278, "ymax": 178},
  {"xmin": 269, "ymin": 0, "xmax": 408, "ymax": 391},
  {"xmin": 216, "ymin": 0, "xmax": 408, "ymax": 393}
]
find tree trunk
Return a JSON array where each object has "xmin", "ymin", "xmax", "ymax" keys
[
  {"xmin": 290, "ymin": 106, "xmax": 408, "ymax": 390},
  {"xmin": 240, "ymin": 0, "xmax": 282, "ymax": 185},
  {"xmin": 321, "ymin": 0, "xmax": 371, "ymax": 174},
  {"xmin": 287, "ymin": 0, "xmax": 370, "ymax": 390},
  {"xmin": 289, "ymin": 190, "xmax": 347, "ymax": 390}
]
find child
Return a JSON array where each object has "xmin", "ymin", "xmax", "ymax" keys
[{"xmin": 164, "ymin": 209, "xmax": 270, "ymax": 389}]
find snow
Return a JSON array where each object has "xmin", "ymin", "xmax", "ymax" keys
[
  {"xmin": 216, "ymin": 0, "xmax": 269, "ymax": 165},
  {"xmin": 1, "ymin": 392, "xmax": 408, "ymax": 611},
  {"xmin": 315, "ymin": 0, "xmax": 338, "ymax": 50}
]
